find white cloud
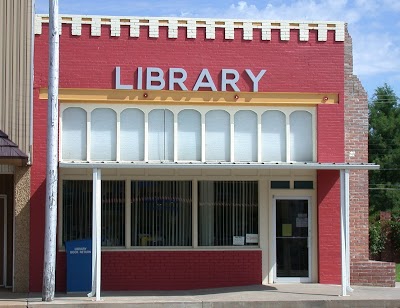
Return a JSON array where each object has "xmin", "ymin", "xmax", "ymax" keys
[
  {"xmin": 224, "ymin": 1, "xmax": 362, "ymax": 23},
  {"xmin": 383, "ymin": 0, "xmax": 400, "ymax": 11},
  {"xmin": 353, "ymin": 31, "xmax": 400, "ymax": 76}
]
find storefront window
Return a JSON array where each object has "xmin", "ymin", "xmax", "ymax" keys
[
  {"xmin": 91, "ymin": 108, "xmax": 117, "ymax": 161},
  {"xmin": 62, "ymin": 107, "xmax": 87, "ymax": 160},
  {"xmin": 131, "ymin": 181, "xmax": 192, "ymax": 247},
  {"xmin": 234, "ymin": 111, "xmax": 257, "ymax": 161},
  {"xmin": 205, "ymin": 110, "xmax": 230, "ymax": 161},
  {"xmin": 262, "ymin": 110, "xmax": 286, "ymax": 161},
  {"xmin": 148, "ymin": 109, "xmax": 174, "ymax": 161},
  {"xmin": 62, "ymin": 180, "xmax": 125, "ymax": 247},
  {"xmin": 120, "ymin": 108, "xmax": 145, "ymax": 161},
  {"xmin": 177, "ymin": 109, "xmax": 201, "ymax": 161},
  {"xmin": 198, "ymin": 181, "xmax": 258, "ymax": 246},
  {"xmin": 61, "ymin": 106, "xmax": 315, "ymax": 163},
  {"xmin": 290, "ymin": 111, "xmax": 313, "ymax": 161}
]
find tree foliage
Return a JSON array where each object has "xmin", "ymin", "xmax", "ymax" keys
[{"xmin": 369, "ymin": 84, "xmax": 400, "ymax": 217}]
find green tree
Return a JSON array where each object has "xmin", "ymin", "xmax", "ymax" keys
[{"xmin": 369, "ymin": 84, "xmax": 400, "ymax": 217}]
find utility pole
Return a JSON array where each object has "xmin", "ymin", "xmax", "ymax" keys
[{"xmin": 42, "ymin": 0, "xmax": 59, "ymax": 302}]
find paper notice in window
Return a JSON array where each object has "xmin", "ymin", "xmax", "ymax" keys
[
  {"xmin": 233, "ymin": 236, "xmax": 245, "ymax": 245},
  {"xmin": 296, "ymin": 217, "xmax": 308, "ymax": 228},
  {"xmin": 282, "ymin": 224, "xmax": 292, "ymax": 237},
  {"xmin": 246, "ymin": 234, "xmax": 259, "ymax": 244}
]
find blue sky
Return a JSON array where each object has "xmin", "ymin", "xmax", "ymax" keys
[{"xmin": 35, "ymin": 0, "xmax": 400, "ymax": 99}]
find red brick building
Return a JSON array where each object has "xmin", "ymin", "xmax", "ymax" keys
[{"xmin": 30, "ymin": 15, "xmax": 395, "ymax": 292}]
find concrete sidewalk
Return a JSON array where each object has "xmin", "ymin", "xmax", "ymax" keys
[{"xmin": 1, "ymin": 283, "xmax": 399, "ymax": 307}]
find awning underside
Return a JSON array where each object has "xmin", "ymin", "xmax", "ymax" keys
[{"xmin": 59, "ymin": 161, "xmax": 379, "ymax": 170}]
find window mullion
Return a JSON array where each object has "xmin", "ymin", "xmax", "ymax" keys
[
  {"xmin": 286, "ymin": 112, "xmax": 291, "ymax": 162},
  {"xmin": 144, "ymin": 112, "xmax": 149, "ymax": 162},
  {"xmin": 174, "ymin": 112, "xmax": 178, "ymax": 162},
  {"xmin": 125, "ymin": 179, "xmax": 131, "ymax": 248},
  {"xmin": 230, "ymin": 113, "xmax": 234, "ymax": 162},
  {"xmin": 192, "ymin": 179, "xmax": 198, "ymax": 248}
]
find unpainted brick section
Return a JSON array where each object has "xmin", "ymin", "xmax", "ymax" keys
[
  {"xmin": 344, "ymin": 27, "xmax": 395, "ymax": 286},
  {"xmin": 351, "ymin": 261, "xmax": 396, "ymax": 287}
]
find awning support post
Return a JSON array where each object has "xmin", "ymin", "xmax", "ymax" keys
[
  {"xmin": 340, "ymin": 169, "xmax": 351, "ymax": 296},
  {"xmin": 88, "ymin": 168, "xmax": 101, "ymax": 301}
]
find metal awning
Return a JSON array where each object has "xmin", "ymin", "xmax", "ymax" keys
[
  {"xmin": 0, "ymin": 131, "xmax": 28, "ymax": 166},
  {"xmin": 59, "ymin": 161, "xmax": 379, "ymax": 170}
]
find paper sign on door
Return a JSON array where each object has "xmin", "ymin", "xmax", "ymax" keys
[{"xmin": 282, "ymin": 224, "xmax": 292, "ymax": 237}]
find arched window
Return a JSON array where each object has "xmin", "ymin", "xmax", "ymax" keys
[
  {"xmin": 261, "ymin": 111, "xmax": 286, "ymax": 162},
  {"xmin": 120, "ymin": 108, "xmax": 145, "ymax": 161},
  {"xmin": 148, "ymin": 109, "xmax": 174, "ymax": 161},
  {"xmin": 234, "ymin": 111, "xmax": 257, "ymax": 162},
  {"xmin": 91, "ymin": 108, "xmax": 117, "ymax": 161},
  {"xmin": 205, "ymin": 110, "xmax": 230, "ymax": 161},
  {"xmin": 290, "ymin": 111, "xmax": 313, "ymax": 162},
  {"xmin": 62, "ymin": 107, "xmax": 87, "ymax": 160},
  {"xmin": 178, "ymin": 109, "xmax": 201, "ymax": 161}
]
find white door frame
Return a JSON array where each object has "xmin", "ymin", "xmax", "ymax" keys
[{"xmin": 272, "ymin": 196, "xmax": 312, "ymax": 283}]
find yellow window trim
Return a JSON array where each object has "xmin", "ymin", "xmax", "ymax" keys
[{"xmin": 39, "ymin": 88, "xmax": 338, "ymax": 106}]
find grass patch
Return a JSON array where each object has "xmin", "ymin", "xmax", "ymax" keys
[{"xmin": 397, "ymin": 264, "xmax": 400, "ymax": 282}]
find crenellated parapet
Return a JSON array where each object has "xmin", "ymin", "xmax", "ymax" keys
[{"xmin": 34, "ymin": 14, "xmax": 345, "ymax": 42}]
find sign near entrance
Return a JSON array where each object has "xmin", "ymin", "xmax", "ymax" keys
[
  {"xmin": 296, "ymin": 214, "xmax": 308, "ymax": 228},
  {"xmin": 115, "ymin": 67, "xmax": 267, "ymax": 92},
  {"xmin": 233, "ymin": 236, "xmax": 245, "ymax": 246},
  {"xmin": 246, "ymin": 234, "xmax": 259, "ymax": 244}
]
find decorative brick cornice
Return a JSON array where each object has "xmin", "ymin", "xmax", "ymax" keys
[{"xmin": 34, "ymin": 14, "xmax": 345, "ymax": 42}]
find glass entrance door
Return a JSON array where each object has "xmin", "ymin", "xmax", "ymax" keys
[{"xmin": 275, "ymin": 198, "xmax": 311, "ymax": 282}]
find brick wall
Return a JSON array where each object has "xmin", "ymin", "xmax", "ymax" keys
[
  {"xmin": 34, "ymin": 25, "xmax": 344, "ymax": 93},
  {"xmin": 351, "ymin": 260, "xmax": 396, "ymax": 287},
  {"xmin": 54, "ymin": 250, "xmax": 261, "ymax": 291},
  {"xmin": 31, "ymin": 20, "xmax": 345, "ymax": 291},
  {"xmin": 317, "ymin": 170, "xmax": 341, "ymax": 284},
  {"xmin": 343, "ymin": 26, "xmax": 395, "ymax": 286}
]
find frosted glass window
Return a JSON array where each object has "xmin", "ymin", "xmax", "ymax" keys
[
  {"xmin": 148, "ymin": 109, "xmax": 174, "ymax": 161},
  {"xmin": 178, "ymin": 110, "xmax": 201, "ymax": 161},
  {"xmin": 91, "ymin": 108, "xmax": 117, "ymax": 161},
  {"xmin": 205, "ymin": 110, "xmax": 230, "ymax": 161},
  {"xmin": 234, "ymin": 111, "xmax": 257, "ymax": 162},
  {"xmin": 261, "ymin": 111, "xmax": 286, "ymax": 162},
  {"xmin": 120, "ymin": 109, "xmax": 145, "ymax": 161},
  {"xmin": 290, "ymin": 111, "xmax": 313, "ymax": 162},
  {"xmin": 62, "ymin": 107, "xmax": 87, "ymax": 160}
]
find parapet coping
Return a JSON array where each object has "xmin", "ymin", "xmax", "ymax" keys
[{"xmin": 34, "ymin": 14, "xmax": 345, "ymax": 42}]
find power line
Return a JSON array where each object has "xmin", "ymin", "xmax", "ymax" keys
[{"xmin": 369, "ymin": 188, "xmax": 400, "ymax": 191}]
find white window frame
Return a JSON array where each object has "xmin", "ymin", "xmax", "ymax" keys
[
  {"xmin": 59, "ymin": 104, "xmax": 316, "ymax": 164},
  {"xmin": 58, "ymin": 173, "xmax": 264, "ymax": 251}
]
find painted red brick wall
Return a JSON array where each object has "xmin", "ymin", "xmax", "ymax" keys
[
  {"xmin": 317, "ymin": 170, "xmax": 341, "ymax": 284},
  {"xmin": 29, "ymin": 86, "xmax": 48, "ymax": 292},
  {"xmin": 34, "ymin": 25, "xmax": 344, "ymax": 92},
  {"xmin": 53, "ymin": 250, "xmax": 261, "ymax": 292},
  {"xmin": 103, "ymin": 251, "xmax": 261, "ymax": 291},
  {"xmin": 31, "ymin": 22, "xmax": 345, "ymax": 291}
]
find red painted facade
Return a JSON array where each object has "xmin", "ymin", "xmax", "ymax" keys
[{"xmin": 31, "ymin": 22, "xmax": 345, "ymax": 292}]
